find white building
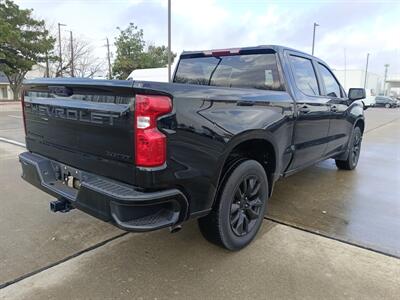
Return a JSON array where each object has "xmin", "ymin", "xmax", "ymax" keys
[
  {"xmin": 0, "ymin": 72, "xmax": 13, "ymax": 101},
  {"xmin": 385, "ymin": 74, "xmax": 400, "ymax": 97},
  {"xmin": 0, "ymin": 65, "xmax": 47, "ymax": 101},
  {"xmin": 25, "ymin": 64, "xmax": 47, "ymax": 80},
  {"xmin": 333, "ymin": 69, "xmax": 382, "ymax": 106},
  {"xmin": 333, "ymin": 69, "xmax": 382, "ymax": 94}
]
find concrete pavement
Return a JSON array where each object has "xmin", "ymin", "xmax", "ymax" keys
[
  {"xmin": 0, "ymin": 104, "xmax": 25, "ymax": 144},
  {"xmin": 0, "ymin": 106, "xmax": 399, "ymax": 298},
  {"xmin": 363, "ymin": 106, "xmax": 400, "ymax": 132},
  {"xmin": 0, "ymin": 143, "xmax": 123, "ymax": 286},
  {"xmin": 268, "ymin": 109, "xmax": 400, "ymax": 257},
  {"xmin": 1, "ymin": 221, "xmax": 400, "ymax": 300}
]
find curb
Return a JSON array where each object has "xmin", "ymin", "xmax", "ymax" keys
[
  {"xmin": 0, "ymin": 137, "xmax": 26, "ymax": 148},
  {"xmin": 0, "ymin": 101, "xmax": 21, "ymax": 105}
]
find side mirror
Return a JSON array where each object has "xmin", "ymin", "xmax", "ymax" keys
[{"xmin": 348, "ymin": 88, "xmax": 366, "ymax": 101}]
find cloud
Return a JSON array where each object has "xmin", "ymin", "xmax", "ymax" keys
[
  {"xmin": 119, "ymin": 0, "xmax": 399, "ymax": 75},
  {"xmin": 315, "ymin": 6, "xmax": 400, "ymax": 74},
  {"xmin": 15, "ymin": 0, "xmax": 400, "ymax": 76}
]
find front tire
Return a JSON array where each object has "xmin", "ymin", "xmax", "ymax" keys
[
  {"xmin": 385, "ymin": 103, "xmax": 391, "ymax": 108},
  {"xmin": 198, "ymin": 160, "xmax": 268, "ymax": 251},
  {"xmin": 335, "ymin": 126, "xmax": 362, "ymax": 170}
]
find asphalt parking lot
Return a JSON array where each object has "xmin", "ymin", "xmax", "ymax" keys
[{"xmin": 0, "ymin": 103, "xmax": 399, "ymax": 299}]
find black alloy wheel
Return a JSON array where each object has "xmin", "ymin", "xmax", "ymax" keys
[
  {"xmin": 198, "ymin": 159, "xmax": 268, "ymax": 251},
  {"xmin": 351, "ymin": 128, "xmax": 362, "ymax": 166},
  {"xmin": 335, "ymin": 126, "xmax": 362, "ymax": 170},
  {"xmin": 230, "ymin": 175, "xmax": 263, "ymax": 237}
]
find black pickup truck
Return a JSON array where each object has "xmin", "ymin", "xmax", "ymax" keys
[{"xmin": 19, "ymin": 45, "xmax": 366, "ymax": 250}]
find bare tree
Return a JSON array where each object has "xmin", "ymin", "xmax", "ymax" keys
[{"xmin": 50, "ymin": 35, "xmax": 106, "ymax": 78}]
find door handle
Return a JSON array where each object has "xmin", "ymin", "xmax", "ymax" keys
[
  {"xmin": 330, "ymin": 105, "xmax": 338, "ymax": 112},
  {"xmin": 298, "ymin": 105, "xmax": 310, "ymax": 113}
]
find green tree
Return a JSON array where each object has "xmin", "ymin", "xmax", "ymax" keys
[
  {"xmin": 112, "ymin": 23, "xmax": 145, "ymax": 79},
  {"xmin": 112, "ymin": 23, "xmax": 176, "ymax": 79},
  {"xmin": 141, "ymin": 45, "xmax": 176, "ymax": 69},
  {"xmin": 0, "ymin": 0, "xmax": 55, "ymax": 101}
]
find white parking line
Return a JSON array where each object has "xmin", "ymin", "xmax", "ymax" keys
[
  {"xmin": 0, "ymin": 137, "xmax": 26, "ymax": 148},
  {"xmin": 7, "ymin": 115, "xmax": 22, "ymax": 119}
]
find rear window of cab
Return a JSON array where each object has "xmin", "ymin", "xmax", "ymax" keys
[{"xmin": 174, "ymin": 53, "xmax": 284, "ymax": 91}]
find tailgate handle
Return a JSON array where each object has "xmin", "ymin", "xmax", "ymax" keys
[
  {"xmin": 48, "ymin": 86, "xmax": 73, "ymax": 97},
  {"xmin": 237, "ymin": 101, "xmax": 255, "ymax": 106}
]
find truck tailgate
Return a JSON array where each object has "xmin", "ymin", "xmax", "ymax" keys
[{"xmin": 23, "ymin": 79, "xmax": 136, "ymax": 184}]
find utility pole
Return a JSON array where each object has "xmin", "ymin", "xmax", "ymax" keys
[
  {"xmin": 344, "ymin": 48, "xmax": 347, "ymax": 90},
  {"xmin": 45, "ymin": 51, "xmax": 50, "ymax": 77},
  {"xmin": 57, "ymin": 23, "xmax": 67, "ymax": 77},
  {"xmin": 384, "ymin": 64, "xmax": 390, "ymax": 95},
  {"xmin": 70, "ymin": 31, "xmax": 74, "ymax": 77},
  {"xmin": 167, "ymin": 0, "xmax": 172, "ymax": 83},
  {"xmin": 311, "ymin": 22, "xmax": 319, "ymax": 55},
  {"xmin": 106, "ymin": 38, "xmax": 112, "ymax": 79},
  {"xmin": 364, "ymin": 53, "xmax": 370, "ymax": 89}
]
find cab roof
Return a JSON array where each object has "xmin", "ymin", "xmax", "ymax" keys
[{"xmin": 181, "ymin": 45, "xmax": 311, "ymax": 57}]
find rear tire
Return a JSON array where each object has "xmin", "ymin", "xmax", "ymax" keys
[
  {"xmin": 385, "ymin": 103, "xmax": 391, "ymax": 108},
  {"xmin": 198, "ymin": 160, "xmax": 268, "ymax": 251},
  {"xmin": 335, "ymin": 126, "xmax": 362, "ymax": 170}
]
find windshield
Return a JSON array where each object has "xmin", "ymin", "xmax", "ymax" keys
[{"xmin": 174, "ymin": 53, "xmax": 284, "ymax": 91}]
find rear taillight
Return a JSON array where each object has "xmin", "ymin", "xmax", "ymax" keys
[
  {"xmin": 21, "ymin": 90, "xmax": 27, "ymax": 135},
  {"xmin": 134, "ymin": 94, "xmax": 172, "ymax": 167}
]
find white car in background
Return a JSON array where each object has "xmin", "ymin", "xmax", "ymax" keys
[
  {"xmin": 127, "ymin": 58, "xmax": 179, "ymax": 82},
  {"xmin": 362, "ymin": 89, "xmax": 376, "ymax": 107},
  {"xmin": 127, "ymin": 67, "xmax": 169, "ymax": 82}
]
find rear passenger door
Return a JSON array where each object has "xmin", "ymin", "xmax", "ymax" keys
[
  {"xmin": 285, "ymin": 52, "xmax": 331, "ymax": 171},
  {"xmin": 315, "ymin": 62, "xmax": 351, "ymax": 156}
]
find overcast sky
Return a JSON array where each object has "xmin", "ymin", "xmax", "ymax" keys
[{"xmin": 15, "ymin": 0, "xmax": 400, "ymax": 77}]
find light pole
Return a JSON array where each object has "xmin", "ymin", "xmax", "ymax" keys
[
  {"xmin": 58, "ymin": 23, "xmax": 67, "ymax": 77},
  {"xmin": 167, "ymin": 0, "xmax": 171, "ymax": 83},
  {"xmin": 45, "ymin": 51, "xmax": 50, "ymax": 77},
  {"xmin": 106, "ymin": 37, "xmax": 112, "ymax": 80},
  {"xmin": 70, "ymin": 31, "xmax": 74, "ymax": 77},
  {"xmin": 384, "ymin": 64, "xmax": 390, "ymax": 95},
  {"xmin": 311, "ymin": 22, "xmax": 319, "ymax": 56},
  {"xmin": 364, "ymin": 53, "xmax": 370, "ymax": 89},
  {"xmin": 344, "ymin": 48, "xmax": 347, "ymax": 90}
]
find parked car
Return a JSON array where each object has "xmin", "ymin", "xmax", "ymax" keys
[
  {"xmin": 126, "ymin": 67, "xmax": 169, "ymax": 82},
  {"xmin": 19, "ymin": 45, "xmax": 366, "ymax": 250},
  {"xmin": 361, "ymin": 89, "xmax": 376, "ymax": 107},
  {"xmin": 374, "ymin": 96, "xmax": 398, "ymax": 108}
]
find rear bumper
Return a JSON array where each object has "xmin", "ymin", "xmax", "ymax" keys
[{"xmin": 19, "ymin": 152, "xmax": 188, "ymax": 232}]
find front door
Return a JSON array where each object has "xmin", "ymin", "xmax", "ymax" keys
[{"xmin": 315, "ymin": 62, "xmax": 352, "ymax": 156}]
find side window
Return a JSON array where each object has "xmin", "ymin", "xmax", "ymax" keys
[
  {"xmin": 318, "ymin": 63, "xmax": 342, "ymax": 98},
  {"xmin": 289, "ymin": 55, "xmax": 320, "ymax": 96}
]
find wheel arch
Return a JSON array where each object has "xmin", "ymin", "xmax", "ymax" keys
[
  {"xmin": 334, "ymin": 116, "xmax": 365, "ymax": 161},
  {"xmin": 354, "ymin": 117, "xmax": 365, "ymax": 134},
  {"xmin": 213, "ymin": 130, "xmax": 279, "ymax": 209}
]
